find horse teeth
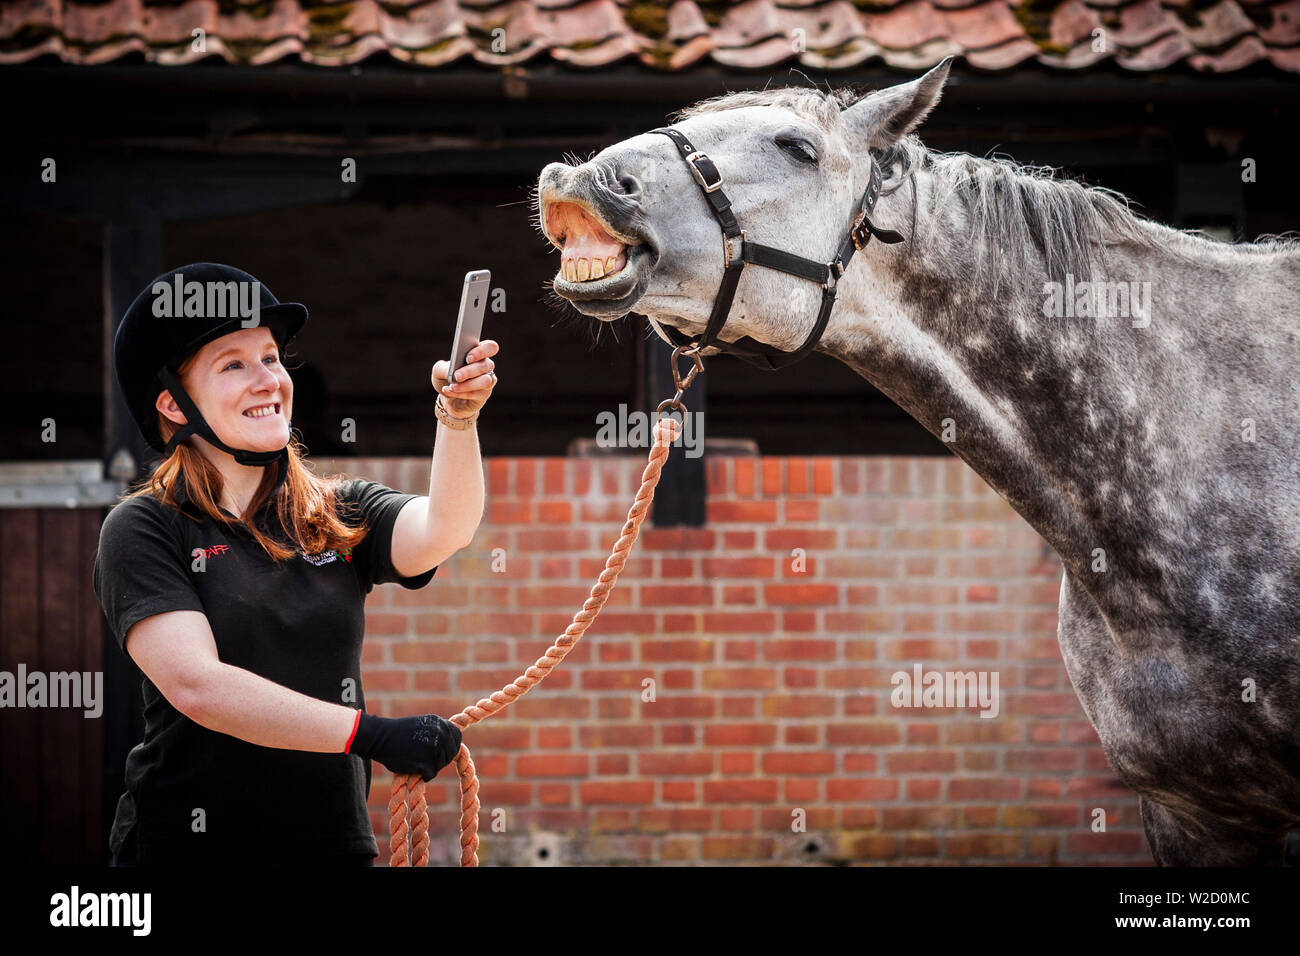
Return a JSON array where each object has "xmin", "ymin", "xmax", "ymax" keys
[{"xmin": 560, "ymin": 255, "xmax": 623, "ymax": 282}]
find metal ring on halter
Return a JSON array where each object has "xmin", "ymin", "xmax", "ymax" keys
[
  {"xmin": 670, "ymin": 346, "xmax": 704, "ymax": 392},
  {"xmin": 656, "ymin": 393, "xmax": 688, "ymax": 417}
]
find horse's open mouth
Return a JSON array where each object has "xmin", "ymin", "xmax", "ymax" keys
[{"xmin": 542, "ymin": 198, "xmax": 654, "ymax": 317}]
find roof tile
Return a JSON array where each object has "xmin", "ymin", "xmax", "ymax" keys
[
  {"xmin": 1258, "ymin": 0, "xmax": 1300, "ymax": 43},
  {"xmin": 0, "ymin": 0, "xmax": 1294, "ymax": 73}
]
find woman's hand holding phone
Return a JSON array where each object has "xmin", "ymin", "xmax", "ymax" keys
[{"xmin": 432, "ymin": 339, "xmax": 498, "ymax": 418}]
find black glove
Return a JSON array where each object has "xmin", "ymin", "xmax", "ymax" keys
[{"xmin": 348, "ymin": 712, "xmax": 462, "ymax": 781}]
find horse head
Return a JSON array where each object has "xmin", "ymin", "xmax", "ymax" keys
[{"xmin": 536, "ymin": 60, "xmax": 952, "ymax": 359}]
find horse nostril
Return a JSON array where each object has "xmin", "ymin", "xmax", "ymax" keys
[{"xmin": 617, "ymin": 173, "xmax": 642, "ymax": 197}]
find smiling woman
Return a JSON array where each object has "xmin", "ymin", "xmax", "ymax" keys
[{"xmin": 92, "ymin": 261, "xmax": 493, "ymax": 866}]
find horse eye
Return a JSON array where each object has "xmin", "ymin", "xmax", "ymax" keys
[{"xmin": 775, "ymin": 135, "xmax": 817, "ymax": 165}]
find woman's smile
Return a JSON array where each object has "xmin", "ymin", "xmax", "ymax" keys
[{"xmin": 243, "ymin": 402, "xmax": 281, "ymax": 420}]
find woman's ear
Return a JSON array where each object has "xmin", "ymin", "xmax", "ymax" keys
[
  {"xmin": 842, "ymin": 57, "xmax": 952, "ymax": 151},
  {"xmin": 156, "ymin": 389, "xmax": 188, "ymax": 427}
]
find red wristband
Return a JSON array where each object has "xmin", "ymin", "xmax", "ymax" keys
[{"xmin": 343, "ymin": 710, "xmax": 362, "ymax": 753}]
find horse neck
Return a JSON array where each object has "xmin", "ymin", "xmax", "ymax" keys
[{"xmin": 820, "ymin": 169, "xmax": 1161, "ymax": 590}]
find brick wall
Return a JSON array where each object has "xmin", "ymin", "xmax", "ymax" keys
[{"xmin": 321, "ymin": 453, "xmax": 1150, "ymax": 866}]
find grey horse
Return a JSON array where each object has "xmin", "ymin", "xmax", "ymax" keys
[{"xmin": 535, "ymin": 61, "xmax": 1300, "ymax": 866}]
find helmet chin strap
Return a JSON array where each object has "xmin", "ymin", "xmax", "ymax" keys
[{"xmin": 157, "ymin": 366, "xmax": 291, "ymax": 497}]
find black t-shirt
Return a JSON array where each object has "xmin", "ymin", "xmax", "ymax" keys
[{"xmin": 92, "ymin": 477, "xmax": 437, "ymax": 863}]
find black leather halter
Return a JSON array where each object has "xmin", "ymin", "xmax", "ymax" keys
[{"xmin": 647, "ymin": 126, "xmax": 904, "ymax": 371}]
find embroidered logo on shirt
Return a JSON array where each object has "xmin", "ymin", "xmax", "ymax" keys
[
  {"xmin": 300, "ymin": 547, "xmax": 353, "ymax": 566},
  {"xmin": 198, "ymin": 545, "xmax": 231, "ymax": 559}
]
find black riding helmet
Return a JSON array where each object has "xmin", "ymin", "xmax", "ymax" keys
[{"xmin": 113, "ymin": 262, "xmax": 308, "ymax": 492}]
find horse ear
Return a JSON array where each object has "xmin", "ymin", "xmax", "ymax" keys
[{"xmin": 842, "ymin": 57, "xmax": 952, "ymax": 149}]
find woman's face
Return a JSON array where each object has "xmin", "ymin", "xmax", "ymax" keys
[{"xmin": 158, "ymin": 326, "xmax": 294, "ymax": 454}]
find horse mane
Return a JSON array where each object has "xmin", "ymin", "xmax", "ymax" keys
[{"xmin": 675, "ymin": 86, "xmax": 1300, "ymax": 289}]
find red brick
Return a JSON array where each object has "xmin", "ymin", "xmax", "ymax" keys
[
  {"xmin": 490, "ymin": 500, "xmax": 530, "ymax": 523},
  {"xmin": 704, "ymin": 724, "xmax": 779, "ymax": 747},
  {"xmin": 718, "ymin": 808, "xmax": 755, "ymax": 831},
  {"xmin": 641, "ymin": 640, "xmax": 715, "ymax": 662},
  {"xmin": 662, "ymin": 781, "xmax": 696, "ymax": 802},
  {"xmin": 516, "ymin": 529, "xmax": 590, "ymax": 551},
  {"xmin": 764, "ymin": 639, "xmax": 836, "ymax": 661},
  {"xmin": 642, "ymin": 585, "xmax": 714, "ymax": 605},
  {"xmin": 638, "ymin": 809, "xmax": 714, "ymax": 833},
  {"xmin": 580, "ymin": 669, "xmax": 653, "ymax": 691},
  {"xmin": 720, "ymin": 697, "xmax": 755, "ymax": 717},
  {"xmin": 950, "ymin": 778, "xmax": 1023, "ymax": 801},
  {"xmin": 764, "ymin": 584, "xmax": 839, "ymax": 605},
  {"xmin": 733, "ymin": 459, "xmax": 756, "ymax": 496},
  {"xmin": 578, "ymin": 724, "xmax": 654, "ymax": 748},
  {"xmin": 783, "ymin": 667, "xmax": 818, "ymax": 688},
  {"xmin": 702, "ymin": 668, "xmax": 778, "ymax": 690},
  {"xmin": 885, "ymin": 751, "xmax": 958, "ymax": 774},
  {"xmin": 946, "ymin": 834, "xmax": 1022, "ymax": 858},
  {"xmin": 536, "ymin": 500, "xmax": 572, "ymax": 523},
  {"xmin": 827, "ymin": 722, "xmax": 900, "ymax": 746},
  {"xmin": 762, "ymin": 696, "xmax": 836, "ymax": 718},
  {"xmin": 762, "ymin": 752, "xmax": 834, "ymax": 774},
  {"xmin": 703, "ymin": 780, "xmax": 779, "ymax": 802},
  {"xmin": 538, "ymin": 784, "xmax": 571, "ymax": 806},
  {"xmin": 785, "ymin": 500, "xmax": 819, "ymax": 521},
  {"xmin": 1003, "ymin": 805, "xmax": 1080, "ymax": 827},
  {"xmin": 827, "ymin": 779, "xmax": 898, "ymax": 801},
  {"xmin": 721, "ymin": 752, "xmax": 754, "ymax": 774},
  {"xmin": 701, "ymin": 836, "xmax": 775, "ymax": 860},
  {"xmin": 882, "ymin": 806, "xmax": 959, "ymax": 829},
  {"xmin": 597, "ymin": 754, "xmax": 629, "ymax": 775},
  {"xmin": 707, "ymin": 501, "xmax": 779, "ymax": 523},
  {"xmin": 637, "ymin": 753, "xmax": 714, "ymax": 775},
  {"xmin": 517, "ymin": 754, "xmax": 589, "ymax": 777},
  {"xmin": 537, "ymin": 726, "xmax": 571, "ymax": 748},
  {"xmin": 638, "ymin": 528, "xmax": 716, "ymax": 551},
  {"xmin": 642, "ymin": 696, "xmax": 716, "ymax": 718},
  {"xmin": 701, "ymin": 612, "xmax": 777, "ymax": 634},
  {"xmin": 813, "ymin": 460, "xmax": 834, "ymax": 494},
  {"xmin": 1005, "ymin": 750, "xmax": 1080, "ymax": 772},
  {"xmin": 765, "ymin": 529, "xmax": 837, "ymax": 550},
  {"xmin": 723, "ymin": 585, "xmax": 757, "ymax": 605},
  {"xmin": 580, "ymin": 781, "xmax": 655, "ymax": 804},
  {"xmin": 702, "ymin": 557, "xmax": 775, "ymax": 577},
  {"xmin": 714, "ymin": 534, "xmax": 751, "ymax": 556}
]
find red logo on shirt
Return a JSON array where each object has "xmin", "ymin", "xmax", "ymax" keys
[{"xmin": 197, "ymin": 545, "xmax": 230, "ymax": 559}]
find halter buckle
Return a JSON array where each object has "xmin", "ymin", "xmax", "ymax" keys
[
  {"xmin": 723, "ymin": 230, "xmax": 746, "ymax": 268},
  {"xmin": 685, "ymin": 151, "xmax": 724, "ymax": 193},
  {"xmin": 850, "ymin": 211, "xmax": 871, "ymax": 252}
]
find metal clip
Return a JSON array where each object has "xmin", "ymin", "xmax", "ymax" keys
[{"xmin": 671, "ymin": 345, "xmax": 705, "ymax": 392}]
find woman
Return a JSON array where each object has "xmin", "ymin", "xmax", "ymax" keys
[{"xmin": 94, "ymin": 262, "xmax": 497, "ymax": 866}]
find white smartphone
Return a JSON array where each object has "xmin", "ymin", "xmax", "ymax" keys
[{"xmin": 449, "ymin": 269, "xmax": 491, "ymax": 381}]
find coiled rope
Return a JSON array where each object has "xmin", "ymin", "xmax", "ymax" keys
[{"xmin": 388, "ymin": 411, "xmax": 686, "ymax": 866}]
